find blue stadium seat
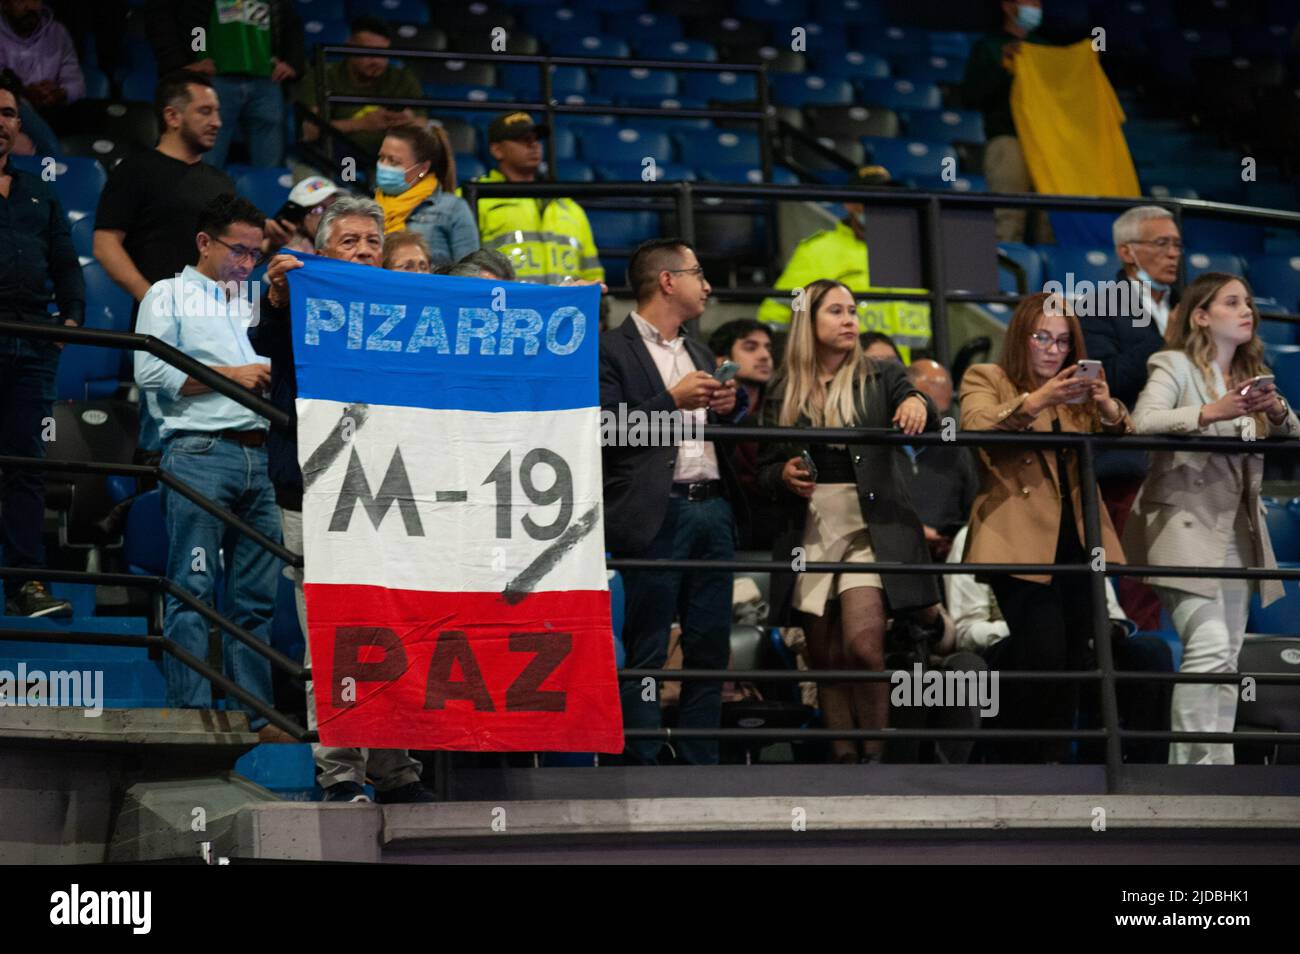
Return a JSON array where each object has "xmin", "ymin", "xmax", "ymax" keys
[
  {"xmin": 1249, "ymin": 255, "xmax": 1300, "ymax": 313},
  {"xmin": 769, "ymin": 72, "xmax": 853, "ymax": 106},
  {"xmin": 682, "ymin": 70, "xmax": 759, "ymax": 103},
  {"xmin": 455, "ymin": 153, "xmax": 487, "ymax": 181},
  {"xmin": 861, "ymin": 137, "xmax": 956, "ymax": 181},
  {"xmin": 497, "ymin": 64, "xmax": 589, "ymax": 98},
  {"xmin": 816, "ymin": 0, "xmax": 886, "ymax": 23},
  {"xmin": 815, "ymin": 50, "xmax": 891, "ymax": 80},
  {"xmin": 523, "ymin": 6, "xmax": 602, "ymax": 39},
  {"xmin": 552, "ymin": 159, "xmax": 595, "ymax": 182},
  {"xmin": 548, "ymin": 127, "xmax": 578, "ymax": 161},
  {"xmin": 577, "ymin": 127, "xmax": 673, "ymax": 164},
  {"xmin": 293, "ymin": 0, "xmax": 346, "ymax": 20},
  {"xmin": 857, "ymin": 77, "xmax": 942, "ymax": 110},
  {"xmin": 850, "ymin": 24, "xmax": 927, "ymax": 57},
  {"xmin": 350, "ymin": 0, "xmax": 430, "ymax": 26},
  {"xmin": 1246, "ymin": 563, "xmax": 1300, "ymax": 634},
  {"xmin": 698, "ymin": 163, "xmax": 800, "ymax": 184},
  {"xmin": 998, "ymin": 242, "xmax": 1044, "ymax": 294},
  {"xmin": 926, "ymin": 30, "xmax": 972, "ymax": 58},
  {"xmin": 904, "ymin": 108, "xmax": 985, "ymax": 143},
  {"xmin": 301, "ymin": 18, "xmax": 350, "ymax": 49},
  {"xmin": 1264, "ymin": 498, "xmax": 1300, "ymax": 562},
  {"xmin": 422, "ymin": 83, "xmax": 514, "ymax": 103},
  {"xmin": 912, "ymin": 173, "xmax": 987, "ymax": 192},
  {"xmin": 9, "ymin": 155, "xmax": 107, "ymax": 216},
  {"xmin": 1165, "ymin": 27, "xmax": 1232, "ymax": 59},
  {"xmin": 1256, "ymin": 319, "xmax": 1297, "ymax": 345},
  {"xmin": 594, "ymin": 161, "xmax": 696, "ymax": 181},
  {"xmin": 1039, "ymin": 245, "xmax": 1120, "ymax": 288},
  {"xmin": 551, "ymin": 35, "xmax": 631, "ymax": 58},
  {"xmin": 82, "ymin": 261, "xmax": 133, "ymax": 334},
  {"xmin": 71, "ymin": 216, "xmax": 95, "ymax": 258},
  {"xmin": 675, "ymin": 128, "xmax": 762, "ymax": 167},
  {"xmin": 893, "ymin": 54, "xmax": 966, "ymax": 84},
  {"xmin": 738, "ymin": 0, "xmax": 809, "ymax": 20},
  {"xmin": 235, "ymin": 168, "xmax": 295, "ymax": 217},
  {"xmin": 1269, "ymin": 345, "xmax": 1300, "ymax": 411},
  {"xmin": 587, "ymin": 210, "xmax": 661, "ymax": 249},
  {"xmin": 82, "ymin": 66, "xmax": 110, "ymax": 100},
  {"xmin": 1184, "ymin": 250, "xmax": 1245, "ymax": 282},
  {"xmin": 124, "ymin": 490, "xmax": 166, "ymax": 576},
  {"xmin": 57, "ymin": 267, "xmax": 122, "ymax": 400},
  {"xmin": 611, "ymin": 11, "xmax": 681, "ymax": 40},
  {"xmin": 594, "ymin": 67, "xmax": 677, "ymax": 99},
  {"xmin": 636, "ymin": 38, "xmax": 717, "ymax": 61},
  {"xmin": 610, "ymin": 98, "xmax": 711, "ymax": 131}
]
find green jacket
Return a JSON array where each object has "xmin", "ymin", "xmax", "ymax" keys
[
  {"xmin": 757, "ymin": 221, "xmax": 931, "ymax": 360},
  {"xmin": 468, "ymin": 169, "xmax": 604, "ymax": 284}
]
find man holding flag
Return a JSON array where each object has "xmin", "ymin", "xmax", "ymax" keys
[{"xmin": 258, "ymin": 196, "xmax": 431, "ymax": 804}]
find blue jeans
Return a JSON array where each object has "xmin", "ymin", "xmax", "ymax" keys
[
  {"xmin": 160, "ymin": 433, "xmax": 281, "ymax": 727},
  {"xmin": 208, "ymin": 75, "xmax": 285, "ymax": 168},
  {"xmin": 619, "ymin": 495, "xmax": 735, "ymax": 765},
  {"xmin": 0, "ymin": 335, "xmax": 58, "ymax": 600}
]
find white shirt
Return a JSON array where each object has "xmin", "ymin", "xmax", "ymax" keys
[
  {"xmin": 629, "ymin": 311, "xmax": 720, "ymax": 483},
  {"xmin": 945, "ymin": 526, "xmax": 1126, "ymax": 652},
  {"xmin": 1134, "ymin": 279, "xmax": 1170, "ymax": 338},
  {"xmin": 134, "ymin": 266, "xmax": 269, "ymax": 438}
]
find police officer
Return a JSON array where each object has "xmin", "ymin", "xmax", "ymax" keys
[
  {"xmin": 467, "ymin": 112, "xmax": 603, "ymax": 285},
  {"xmin": 758, "ymin": 165, "xmax": 931, "ymax": 361}
]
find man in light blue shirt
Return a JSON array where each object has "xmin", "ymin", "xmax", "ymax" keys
[{"xmin": 134, "ymin": 193, "xmax": 289, "ymax": 742}]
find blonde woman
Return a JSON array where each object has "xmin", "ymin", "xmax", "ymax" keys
[
  {"xmin": 758, "ymin": 279, "xmax": 941, "ymax": 764},
  {"xmin": 1123, "ymin": 272, "xmax": 1300, "ymax": 765},
  {"xmin": 960, "ymin": 291, "xmax": 1132, "ymax": 763}
]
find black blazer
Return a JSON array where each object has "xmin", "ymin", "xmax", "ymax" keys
[
  {"xmin": 1080, "ymin": 269, "xmax": 1181, "ymax": 480},
  {"xmin": 600, "ymin": 315, "xmax": 749, "ymax": 556},
  {"xmin": 757, "ymin": 360, "xmax": 941, "ymax": 620}
]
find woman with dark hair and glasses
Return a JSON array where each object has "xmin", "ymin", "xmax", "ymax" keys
[{"xmin": 959, "ymin": 291, "xmax": 1132, "ymax": 762}]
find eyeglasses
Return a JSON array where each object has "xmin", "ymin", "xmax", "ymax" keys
[
  {"xmin": 1128, "ymin": 238, "xmax": 1183, "ymax": 251},
  {"xmin": 208, "ymin": 234, "xmax": 266, "ymax": 266},
  {"xmin": 1029, "ymin": 331, "xmax": 1072, "ymax": 351},
  {"xmin": 666, "ymin": 266, "xmax": 705, "ymax": 278}
]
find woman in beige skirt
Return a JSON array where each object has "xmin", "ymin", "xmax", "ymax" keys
[{"xmin": 759, "ymin": 280, "xmax": 943, "ymax": 763}]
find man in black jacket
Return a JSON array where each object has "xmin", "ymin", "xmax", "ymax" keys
[
  {"xmin": 1080, "ymin": 205, "xmax": 1182, "ymax": 631},
  {"xmin": 144, "ymin": 0, "xmax": 304, "ymax": 168},
  {"xmin": 600, "ymin": 238, "xmax": 748, "ymax": 765},
  {"xmin": 0, "ymin": 73, "xmax": 82, "ymax": 617}
]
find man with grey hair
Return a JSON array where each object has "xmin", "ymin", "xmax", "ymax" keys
[
  {"xmin": 251, "ymin": 195, "xmax": 433, "ymax": 803},
  {"xmin": 1079, "ymin": 204, "xmax": 1183, "ymax": 631},
  {"xmin": 446, "ymin": 247, "xmax": 517, "ymax": 280}
]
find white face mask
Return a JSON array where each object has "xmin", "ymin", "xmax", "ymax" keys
[{"xmin": 1132, "ymin": 263, "xmax": 1170, "ymax": 294}]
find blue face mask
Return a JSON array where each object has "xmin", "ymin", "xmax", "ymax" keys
[
  {"xmin": 376, "ymin": 162, "xmax": 412, "ymax": 195},
  {"xmin": 1134, "ymin": 266, "xmax": 1170, "ymax": 294},
  {"xmin": 1016, "ymin": 4, "xmax": 1042, "ymax": 31}
]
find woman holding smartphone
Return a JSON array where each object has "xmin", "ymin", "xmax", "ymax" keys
[
  {"xmin": 960, "ymin": 292, "xmax": 1132, "ymax": 762},
  {"xmin": 759, "ymin": 280, "xmax": 941, "ymax": 764},
  {"xmin": 1123, "ymin": 272, "xmax": 1300, "ymax": 765}
]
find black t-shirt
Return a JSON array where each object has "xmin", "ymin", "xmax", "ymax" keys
[{"xmin": 94, "ymin": 150, "xmax": 235, "ymax": 293}]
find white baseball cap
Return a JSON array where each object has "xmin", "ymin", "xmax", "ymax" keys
[{"xmin": 286, "ymin": 176, "xmax": 341, "ymax": 210}]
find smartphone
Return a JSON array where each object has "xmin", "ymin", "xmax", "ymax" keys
[
  {"xmin": 1068, "ymin": 359, "xmax": 1102, "ymax": 403},
  {"xmin": 1239, "ymin": 374, "xmax": 1276, "ymax": 395},
  {"xmin": 798, "ymin": 449, "xmax": 818, "ymax": 482},
  {"xmin": 713, "ymin": 360, "xmax": 740, "ymax": 384}
]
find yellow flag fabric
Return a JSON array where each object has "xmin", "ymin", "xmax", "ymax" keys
[{"xmin": 1010, "ymin": 39, "xmax": 1139, "ymax": 198}]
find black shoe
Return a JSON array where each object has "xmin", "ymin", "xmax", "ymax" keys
[
  {"xmin": 322, "ymin": 781, "xmax": 371, "ymax": 803},
  {"xmin": 6, "ymin": 581, "xmax": 73, "ymax": 619},
  {"xmin": 375, "ymin": 781, "xmax": 436, "ymax": 804}
]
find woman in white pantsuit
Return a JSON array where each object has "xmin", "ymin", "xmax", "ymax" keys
[{"xmin": 1124, "ymin": 273, "xmax": 1300, "ymax": 764}]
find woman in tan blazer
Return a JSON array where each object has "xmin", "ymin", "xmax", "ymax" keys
[
  {"xmin": 960, "ymin": 292, "xmax": 1132, "ymax": 762},
  {"xmin": 1123, "ymin": 272, "xmax": 1300, "ymax": 765}
]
